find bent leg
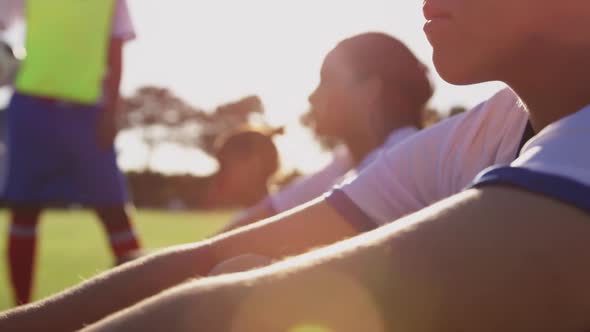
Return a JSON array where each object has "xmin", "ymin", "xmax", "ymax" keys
[{"xmin": 83, "ymin": 188, "xmax": 590, "ymax": 332}]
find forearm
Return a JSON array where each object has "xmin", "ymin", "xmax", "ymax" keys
[
  {"xmin": 210, "ymin": 198, "xmax": 360, "ymax": 261},
  {"xmin": 84, "ymin": 188, "xmax": 590, "ymax": 331},
  {"xmin": 0, "ymin": 199, "xmax": 357, "ymax": 330},
  {"xmin": 219, "ymin": 199, "xmax": 275, "ymax": 233},
  {"xmin": 81, "ymin": 235, "xmax": 394, "ymax": 332},
  {"xmin": 0, "ymin": 242, "xmax": 215, "ymax": 331},
  {"xmin": 104, "ymin": 38, "xmax": 123, "ymax": 112}
]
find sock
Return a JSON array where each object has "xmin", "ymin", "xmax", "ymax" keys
[
  {"xmin": 8, "ymin": 208, "xmax": 41, "ymax": 305},
  {"xmin": 96, "ymin": 208, "xmax": 141, "ymax": 260}
]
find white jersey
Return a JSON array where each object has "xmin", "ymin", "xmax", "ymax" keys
[
  {"xmin": 471, "ymin": 104, "xmax": 590, "ymax": 212},
  {"xmin": 326, "ymin": 88, "xmax": 530, "ymax": 229},
  {"xmin": 0, "ymin": 0, "xmax": 136, "ymax": 40},
  {"xmin": 270, "ymin": 126, "xmax": 418, "ymax": 213},
  {"xmin": 270, "ymin": 145, "xmax": 353, "ymax": 213},
  {"xmin": 356, "ymin": 126, "xmax": 419, "ymax": 171}
]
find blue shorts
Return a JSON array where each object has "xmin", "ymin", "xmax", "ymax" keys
[{"xmin": 1, "ymin": 93, "xmax": 129, "ymax": 206}]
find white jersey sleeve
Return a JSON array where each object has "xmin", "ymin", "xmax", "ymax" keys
[
  {"xmin": 356, "ymin": 126, "xmax": 419, "ymax": 171},
  {"xmin": 111, "ymin": 0, "xmax": 136, "ymax": 41},
  {"xmin": 0, "ymin": 0, "xmax": 23, "ymax": 30},
  {"xmin": 471, "ymin": 104, "xmax": 590, "ymax": 213},
  {"xmin": 270, "ymin": 126, "xmax": 419, "ymax": 213},
  {"xmin": 325, "ymin": 88, "xmax": 530, "ymax": 229},
  {"xmin": 270, "ymin": 145, "xmax": 354, "ymax": 212}
]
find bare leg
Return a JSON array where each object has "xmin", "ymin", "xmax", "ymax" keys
[{"xmin": 84, "ymin": 188, "xmax": 590, "ymax": 332}]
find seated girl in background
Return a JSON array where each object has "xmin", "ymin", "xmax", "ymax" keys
[{"xmin": 201, "ymin": 125, "xmax": 284, "ymax": 209}]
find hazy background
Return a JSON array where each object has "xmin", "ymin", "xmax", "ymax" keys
[{"xmin": 0, "ymin": 0, "xmax": 506, "ymax": 175}]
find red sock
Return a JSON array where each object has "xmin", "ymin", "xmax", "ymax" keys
[
  {"xmin": 8, "ymin": 208, "xmax": 41, "ymax": 305},
  {"xmin": 96, "ymin": 208, "xmax": 141, "ymax": 259}
]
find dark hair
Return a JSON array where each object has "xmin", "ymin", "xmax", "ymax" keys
[
  {"xmin": 214, "ymin": 125, "xmax": 283, "ymax": 178},
  {"xmin": 335, "ymin": 32, "xmax": 433, "ymax": 128}
]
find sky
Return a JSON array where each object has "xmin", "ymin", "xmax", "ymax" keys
[{"xmin": 1, "ymin": 0, "xmax": 507, "ymax": 175}]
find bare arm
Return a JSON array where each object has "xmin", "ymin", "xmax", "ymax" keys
[
  {"xmin": 0, "ymin": 198, "xmax": 359, "ymax": 331},
  {"xmin": 97, "ymin": 37, "xmax": 123, "ymax": 149},
  {"xmin": 219, "ymin": 198, "xmax": 276, "ymax": 233},
  {"xmin": 84, "ymin": 187, "xmax": 590, "ymax": 331}
]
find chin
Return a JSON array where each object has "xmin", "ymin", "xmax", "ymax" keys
[{"xmin": 432, "ymin": 52, "xmax": 488, "ymax": 86}]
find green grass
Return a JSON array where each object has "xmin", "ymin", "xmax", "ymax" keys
[{"xmin": 0, "ymin": 208, "xmax": 233, "ymax": 310}]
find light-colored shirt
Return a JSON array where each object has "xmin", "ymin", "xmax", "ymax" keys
[
  {"xmin": 270, "ymin": 126, "xmax": 418, "ymax": 213},
  {"xmin": 471, "ymin": 103, "xmax": 590, "ymax": 212},
  {"xmin": 356, "ymin": 126, "xmax": 419, "ymax": 171},
  {"xmin": 270, "ymin": 145, "xmax": 354, "ymax": 213},
  {"xmin": 0, "ymin": 0, "xmax": 135, "ymax": 40},
  {"xmin": 327, "ymin": 88, "xmax": 529, "ymax": 227}
]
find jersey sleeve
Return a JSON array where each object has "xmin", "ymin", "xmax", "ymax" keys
[
  {"xmin": 111, "ymin": 0, "xmax": 136, "ymax": 41},
  {"xmin": 0, "ymin": 0, "xmax": 23, "ymax": 30},
  {"xmin": 270, "ymin": 146, "xmax": 354, "ymax": 213},
  {"xmin": 470, "ymin": 104, "xmax": 590, "ymax": 213},
  {"xmin": 471, "ymin": 166, "xmax": 590, "ymax": 213},
  {"xmin": 325, "ymin": 114, "xmax": 462, "ymax": 228},
  {"xmin": 325, "ymin": 88, "xmax": 529, "ymax": 229}
]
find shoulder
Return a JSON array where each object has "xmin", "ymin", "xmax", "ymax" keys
[
  {"xmin": 451, "ymin": 87, "xmax": 527, "ymax": 139},
  {"xmin": 471, "ymin": 105, "xmax": 590, "ymax": 214}
]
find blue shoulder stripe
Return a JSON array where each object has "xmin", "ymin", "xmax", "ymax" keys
[
  {"xmin": 325, "ymin": 189, "xmax": 379, "ymax": 232},
  {"xmin": 471, "ymin": 166, "xmax": 590, "ymax": 214}
]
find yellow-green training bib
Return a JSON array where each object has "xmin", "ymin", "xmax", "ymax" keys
[{"xmin": 15, "ymin": 0, "xmax": 115, "ymax": 104}]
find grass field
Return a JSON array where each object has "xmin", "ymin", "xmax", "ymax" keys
[{"xmin": 0, "ymin": 208, "xmax": 233, "ymax": 311}]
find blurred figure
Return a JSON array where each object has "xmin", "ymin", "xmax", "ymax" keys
[
  {"xmin": 202, "ymin": 125, "xmax": 283, "ymax": 209},
  {"xmin": 222, "ymin": 32, "xmax": 432, "ymax": 232},
  {"xmin": 0, "ymin": 0, "xmax": 141, "ymax": 305},
  {"xmin": 0, "ymin": 40, "xmax": 19, "ymax": 87}
]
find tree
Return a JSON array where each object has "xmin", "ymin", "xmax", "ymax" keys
[{"xmin": 118, "ymin": 86, "xmax": 266, "ymax": 170}]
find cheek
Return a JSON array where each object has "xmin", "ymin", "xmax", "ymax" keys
[
  {"xmin": 430, "ymin": 27, "xmax": 497, "ymax": 84},
  {"xmin": 313, "ymin": 88, "xmax": 350, "ymax": 132}
]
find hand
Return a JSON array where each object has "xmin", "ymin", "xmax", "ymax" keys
[{"xmin": 97, "ymin": 107, "xmax": 119, "ymax": 150}]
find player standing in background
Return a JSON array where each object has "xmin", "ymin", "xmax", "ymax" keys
[{"xmin": 0, "ymin": 0, "xmax": 142, "ymax": 305}]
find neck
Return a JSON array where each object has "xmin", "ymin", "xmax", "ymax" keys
[
  {"xmin": 343, "ymin": 131, "xmax": 381, "ymax": 166},
  {"xmin": 239, "ymin": 183, "xmax": 269, "ymax": 206},
  {"xmin": 506, "ymin": 44, "xmax": 590, "ymax": 132}
]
